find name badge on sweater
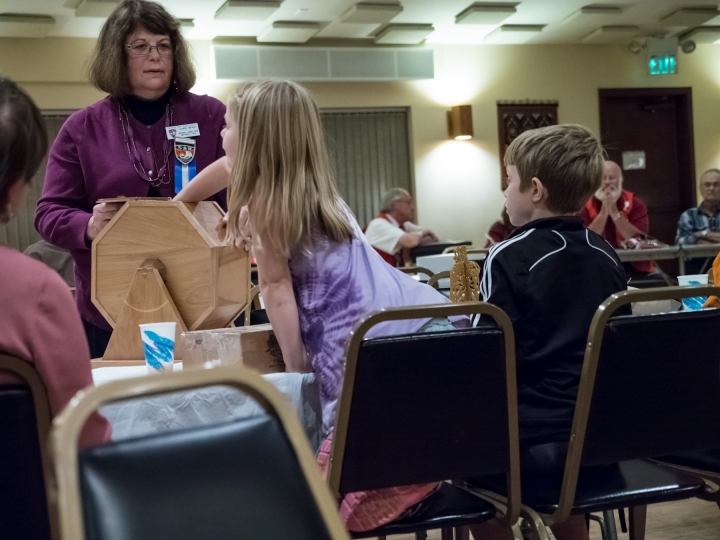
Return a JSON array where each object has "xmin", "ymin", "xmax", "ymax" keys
[
  {"xmin": 166, "ymin": 123, "xmax": 200, "ymax": 140},
  {"xmin": 174, "ymin": 137, "xmax": 197, "ymax": 194}
]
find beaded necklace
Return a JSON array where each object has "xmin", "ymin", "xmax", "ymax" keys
[{"xmin": 117, "ymin": 97, "xmax": 174, "ymax": 187}]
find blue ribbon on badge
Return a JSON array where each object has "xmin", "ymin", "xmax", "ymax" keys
[{"xmin": 174, "ymin": 137, "xmax": 197, "ymax": 194}]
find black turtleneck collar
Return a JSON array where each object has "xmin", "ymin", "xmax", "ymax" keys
[{"xmin": 123, "ymin": 86, "xmax": 173, "ymax": 126}]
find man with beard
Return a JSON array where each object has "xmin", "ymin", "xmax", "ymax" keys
[{"xmin": 579, "ymin": 160, "xmax": 654, "ymax": 274}]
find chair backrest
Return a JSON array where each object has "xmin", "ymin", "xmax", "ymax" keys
[
  {"xmin": 328, "ymin": 303, "xmax": 520, "ymax": 525},
  {"xmin": 554, "ymin": 286, "xmax": 720, "ymax": 522},
  {"xmin": 52, "ymin": 367, "xmax": 349, "ymax": 540},
  {"xmin": 428, "ymin": 270, "xmax": 450, "ymax": 289},
  {"xmin": 398, "ymin": 266, "xmax": 435, "ymax": 281},
  {"xmin": 0, "ymin": 353, "xmax": 56, "ymax": 540}
]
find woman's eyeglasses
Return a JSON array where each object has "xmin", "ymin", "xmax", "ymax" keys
[{"xmin": 126, "ymin": 42, "xmax": 175, "ymax": 57}]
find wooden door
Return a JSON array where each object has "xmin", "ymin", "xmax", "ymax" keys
[{"xmin": 598, "ymin": 88, "xmax": 696, "ymax": 248}]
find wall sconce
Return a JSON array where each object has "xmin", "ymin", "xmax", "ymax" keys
[{"xmin": 447, "ymin": 105, "xmax": 473, "ymax": 140}]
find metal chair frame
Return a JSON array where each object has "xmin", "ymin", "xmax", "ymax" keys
[
  {"xmin": 519, "ymin": 286, "xmax": 720, "ymax": 540},
  {"xmin": 327, "ymin": 303, "xmax": 522, "ymax": 536},
  {"xmin": 51, "ymin": 365, "xmax": 350, "ymax": 540},
  {"xmin": 0, "ymin": 353, "xmax": 59, "ymax": 540}
]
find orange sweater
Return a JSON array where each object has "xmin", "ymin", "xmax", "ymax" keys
[{"xmin": 704, "ymin": 253, "xmax": 720, "ymax": 309}]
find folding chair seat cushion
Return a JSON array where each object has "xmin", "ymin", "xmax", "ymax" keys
[
  {"xmin": 466, "ymin": 459, "xmax": 704, "ymax": 515},
  {"xmin": 78, "ymin": 414, "xmax": 333, "ymax": 540},
  {"xmin": 0, "ymin": 385, "xmax": 51, "ymax": 539},
  {"xmin": 351, "ymin": 482, "xmax": 496, "ymax": 539}
]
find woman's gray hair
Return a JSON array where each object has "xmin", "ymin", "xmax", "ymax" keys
[
  {"xmin": 379, "ymin": 188, "xmax": 410, "ymax": 213},
  {"xmin": 88, "ymin": 0, "xmax": 195, "ymax": 97}
]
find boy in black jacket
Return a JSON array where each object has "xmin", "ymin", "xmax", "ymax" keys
[{"xmin": 475, "ymin": 125, "xmax": 628, "ymax": 540}]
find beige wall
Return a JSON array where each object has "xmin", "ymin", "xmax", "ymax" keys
[{"xmin": 3, "ymin": 37, "xmax": 719, "ymax": 246}]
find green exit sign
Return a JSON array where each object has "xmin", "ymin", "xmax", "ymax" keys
[{"xmin": 649, "ymin": 55, "xmax": 677, "ymax": 75}]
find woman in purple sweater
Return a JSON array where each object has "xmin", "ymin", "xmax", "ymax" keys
[{"xmin": 35, "ymin": 0, "xmax": 226, "ymax": 358}]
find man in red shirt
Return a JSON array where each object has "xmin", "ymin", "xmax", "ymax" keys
[
  {"xmin": 364, "ymin": 188, "xmax": 437, "ymax": 266},
  {"xmin": 579, "ymin": 160, "xmax": 654, "ymax": 274}
]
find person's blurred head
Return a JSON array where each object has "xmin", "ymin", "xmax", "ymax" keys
[
  {"xmin": 595, "ymin": 160, "xmax": 623, "ymax": 201},
  {"xmin": 223, "ymin": 79, "xmax": 352, "ymax": 256},
  {"xmin": 0, "ymin": 77, "xmax": 47, "ymax": 224},
  {"xmin": 89, "ymin": 0, "xmax": 195, "ymax": 98},
  {"xmin": 380, "ymin": 188, "xmax": 414, "ymax": 223},
  {"xmin": 699, "ymin": 169, "xmax": 720, "ymax": 207},
  {"xmin": 503, "ymin": 124, "xmax": 604, "ymax": 226}
]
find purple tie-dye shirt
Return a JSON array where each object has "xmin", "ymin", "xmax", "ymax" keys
[{"xmin": 289, "ymin": 212, "xmax": 455, "ymax": 434}]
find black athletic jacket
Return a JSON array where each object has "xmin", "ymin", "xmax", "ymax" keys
[{"xmin": 481, "ymin": 216, "xmax": 629, "ymax": 444}]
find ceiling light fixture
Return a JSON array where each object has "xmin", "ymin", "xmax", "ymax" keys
[
  {"xmin": 257, "ymin": 21, "xmax": 321, "ymax": 43},
  {"xmin": 484, "ymin": 24, "xmax": 545, "ymax": 44},
  {"xmin": 561, "ymin": 5, "xmax": 623, "ymax": 25},
  {"xmin": 340, "ymin": 2, "xmax": 403, "ymax": 25},
  {"xmin": 447, "ymin": 105, "xmax": 473, "ymax": 140},
  {"xmin": 455, "ymin": 3, "xmax": 519, "ymax": 25},
  {"xmin": 215, "ymin": 0, "xmax": 283, "ymax": 21},
  {"xmin": 660, "ymin": 7, "xmax": 720, "ymax": 27},
  {"xmin": 374, "ymin": 24, "xmax": 435, "ymax": 45},
  {"xmin": 679, "ymin": 25, "xmax": 720, "ymax": 44},
  {"xmin": 0, "ymin": 13, "xmax": 55, "ymax": 37},
  {"xmin": 73, "ymin": 0, "xmax": 120, "ymax": 18}
]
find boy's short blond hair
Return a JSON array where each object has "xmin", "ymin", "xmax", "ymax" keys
[{"xmin": 504, "ymin": 124, "xmax": 605, "ymax": 214}]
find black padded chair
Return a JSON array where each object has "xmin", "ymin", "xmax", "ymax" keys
[
  {"xmin": 0, "ymin": 353, "xmax": 57, "ymax": 540},
  {"xmin": 51, "ymin": 366, "xmax": 349, "ymax": 540},
  {"xmin": 465, "ymin": 286, "xmax": 720, "ymax": 540},
  {"xmin": 326, "ymin": 303, "xmax": 521, "ymax": 540},
  {"xmin": 236, "ymin": 285, "xmax": 270, "ymax": 326}
]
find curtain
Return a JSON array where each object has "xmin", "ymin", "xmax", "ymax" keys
[
  {"xmin": 321, "ymin": 108, "xmax": 412, "ymax": 229},
  {"xmin": 0, "ymin": 114, "xmax": 70, "ymax": 252}
]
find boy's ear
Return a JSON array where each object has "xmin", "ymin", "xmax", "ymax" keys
[{"xmin": 530, "ymin": 177, "xmax": 548, "ymax": 203}]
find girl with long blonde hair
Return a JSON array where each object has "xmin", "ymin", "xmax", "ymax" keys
[{"xmin": 176, "ymin": 79, "xmax": 465, "ymax": 531}]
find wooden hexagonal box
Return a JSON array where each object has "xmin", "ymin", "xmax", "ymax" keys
[{"xmin": 92, "ymin": 198, "xmax": 250, "ymax": 360}]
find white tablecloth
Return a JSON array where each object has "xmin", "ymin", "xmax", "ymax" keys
[{"xmin": 92, "ymin": 367, "xmax": 323, "ymax": 452}]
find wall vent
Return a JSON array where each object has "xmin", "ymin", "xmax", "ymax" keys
[{"xmin": 214, "ymin": 45, "xmax": 434, "ymax": 81}]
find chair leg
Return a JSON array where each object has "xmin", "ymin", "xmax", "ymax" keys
[
  {"xmin": 628, "ymin": 506, "xmax": 647, "ymax": 540},
  {"xmin": 415, "ymin": 531, "xmax": 428, "ymax": 540},
  {"xmin": 455, "ymin": 526, "xmax": 470, "ymax": 540},
  {"xmin": 618, "ymin": 508, "xmax": 627, "ymax": 533},
  {"xmin": 587, "ymin": 514, "xmax": 608, "ymax": 540},
  {"xmin": 602, "ymin": 510, "xmax": 619, "ymax": 540},
  {"xmin": 441, "ymin": 528, "xmax": 453, "ymax": 540}
]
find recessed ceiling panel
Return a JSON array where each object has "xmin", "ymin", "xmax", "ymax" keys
[
  {"xmin": 455, "ymin": 3, "xmax": 519, "ymax": 25},
  {"xmin": 340, "ymin": 3, "xmax": 403, "ymax": 25},
  {"xmin": 581, "ymin": 25, "xmax": 639, "ymax": 43},
  {"xmin": 0, "ymin": 13, "xmax": 55, "ymax": 37},
  {"xmin": 75, "ymin": 0, "xmax": 119, "ymax": 18},
  {"xmin": 561, "ymin": 4, "xmax": 623, "ymax": 25},
  {"xmin": 215, "ymin": 1, "xmax": 282, "ymax": 21},
  {"xmin": 374, "ymin": 23, "xmax": 434, "ymax": 44},
  {"xmin": 484, "ymin": 24, "xmax": 545, "ymax": 43},
  {"xmin": 679, "ymin": 25, "xmax": 720, "ymax": 43},
  {"xmin": 660, "ymin": 7, "xmax": 720, "ymax": 27},
  {"xmin": 257, "ymin": 21, "xmax": 321, "ymax": 43}
]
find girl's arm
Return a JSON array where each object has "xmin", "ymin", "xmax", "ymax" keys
[
  {"xmin": 251, "ymin": 217, "xmax": 311, "ymax": 373},
  {"xmin": 173, "ymin": 157, "xmax": 231, "ymax": 202}
]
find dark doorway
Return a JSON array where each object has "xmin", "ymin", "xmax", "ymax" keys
[{"xmin": 598, "ymin": 88, "xmax": 695, "ymax": 266}]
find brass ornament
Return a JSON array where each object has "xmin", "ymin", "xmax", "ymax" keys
[{"xmin": 449, "ymin": 245, "xmax": 480, "ymax": 303}]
